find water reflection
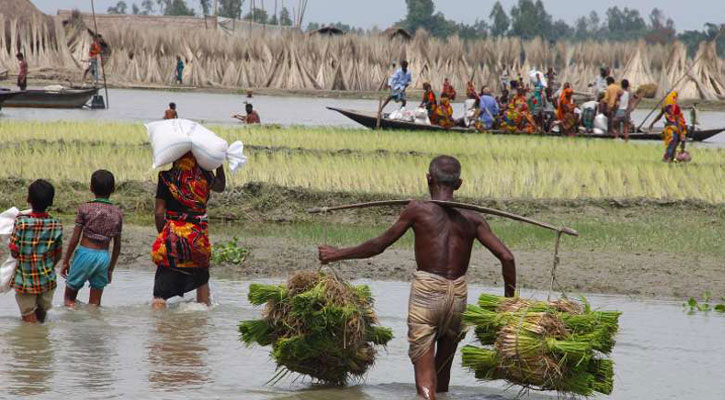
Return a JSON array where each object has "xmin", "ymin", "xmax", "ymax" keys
[
  {"xmin": 5, "ymin": 324, "xmax": 54, "ymax": 396},
  {"xmin": 64, "ymin": 307, "xmax": 116, "ymax": 392},
  {"xmin": 147, "ymin": 307, "xmax": 211, "ymax": 390}
]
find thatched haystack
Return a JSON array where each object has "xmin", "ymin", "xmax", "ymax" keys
[{"xmin": 2, "ymin": 9, "xmax": 723, "ymax": 100}]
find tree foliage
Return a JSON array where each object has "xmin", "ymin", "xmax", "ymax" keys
[
  {"xmin": 107, "ymin": 1, "xmax": 128, "ymax": 14},
  {"xmin": 218, "ymin": 0, "xmax": 243, "ymax": 19},
  {"xmin": 198, "ymin": 0, "xmax": 211, "ymax": 16},
  {"xmin": 489, "ymin": 1, "xmax": 509, "ymax": 37},
  {"xmin": 509, "ymin": 0, "xmax": 552, "ymax": 39},
  {"xmin": 243, "ymin": 7, "xmax": 268, "ymax": 24},
  {"xmin": 156, "ymin": 0, "xmax": 195, "ymax": 16},
  {"xmin": 279, "ymin": 7, "xmax": 293, "ymax": 26}
]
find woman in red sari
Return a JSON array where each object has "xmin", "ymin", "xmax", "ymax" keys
[
  {"xmin": 557, "ymin": 84, "xmax": 578, "ymax": 136},
  {"xmin": 151, "ymin": 152, "xmax": 225, "ymax": 309}
]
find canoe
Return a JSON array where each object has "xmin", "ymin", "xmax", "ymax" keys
[
  {"xmin": 0, "ymin": 91, "xmax": 20, "ymax": 110},
  {"xmin": 0, "ymin": 88, "xmax": 99, "ymax": 109},
  {"xmin": 328, "ymin": 107, "xmax": 724, "ymax": 142}
]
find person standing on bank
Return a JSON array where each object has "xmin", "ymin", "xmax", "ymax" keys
[
  {"xmin": 16, "ymin": 53, "xmax": 28, "ymax": 91},
  {"xmin": 151, "ymin": 152, "xmax": 225, "ymax": 309}
]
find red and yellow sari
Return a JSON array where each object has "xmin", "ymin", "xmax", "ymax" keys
[
  {"xmin": 557, "ymin": 88, "xmax": 578, "ymax": 135},
  {"xmin": 432, "ymin": 97, "xmax": 455, "ymax": 129},
  {"xmin": 501, "ymin": 93, "xmax": 536, "ymax": 133},
  {"xmin": 663, "ymin": 92, "xmax": 687, "ymax": 146},
  {"xmin": 152, "ymin": 153, "xmax": 212, "ymax": 269}
]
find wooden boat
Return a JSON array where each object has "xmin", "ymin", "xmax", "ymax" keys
[
  {"xmin": 328, "ymin": 107, "xmax": 724, "ymax": 142},
  {"xmin": 0, "ymin": 88, "xmax": 99, "ymax": 109},
  {"xmin": 0, "ymin": 91, "xmax": 20, "ymax": 110}
]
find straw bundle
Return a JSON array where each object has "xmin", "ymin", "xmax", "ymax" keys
[
  {"xmin": 462, "ymin": 293, "xmax": 620, "ymax": 396},
  {"xmin": 238, "ymin": 271, "xmax": 393, "ymax": 385}
]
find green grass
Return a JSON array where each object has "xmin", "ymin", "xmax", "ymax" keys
[
  {"xmin": 214, "ymin": 209, "xmax": 724, "ymax": 258},
  {"xmin": 1, "ymin": 121, "xmax": 723, "ymax": 203}
]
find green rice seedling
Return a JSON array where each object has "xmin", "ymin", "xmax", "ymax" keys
[
  {"xmin": 247, "ymin": 283, "xmax": 287, "ymax": 305},
  {"xmin": 463, "ymin": 293, "xmax": 619, "ymax": 396},
  {"xmin": 239, "ymin": 271, "xmax": 393, "ymax": 385},
  {"xmin": 2, "ymin": 121, "xmax": 724, "ymax": 203}
]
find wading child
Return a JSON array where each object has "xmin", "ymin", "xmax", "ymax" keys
[
  {"xmin": 61, "ymin": 170, "xmax": 123, "ymax": 307},
  {"xmin": 319, "ymin": 156, "xmax": 516, "ymax": 400},
  {"xmin": 9, "ymin": 180, "xmax": 63, "ymax": 323}
]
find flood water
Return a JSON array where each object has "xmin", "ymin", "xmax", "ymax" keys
[
  {"xmin": 0, "ymin": 269, "xmax": 723, "ymax": 399},
  {"xmin": 1, "ymin": 88, "xmax": 725, "ymax": 143}
]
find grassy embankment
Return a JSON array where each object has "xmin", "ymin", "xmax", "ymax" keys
[{"xmin": 0, "ymin": 121, "xmax": 723, "ymax": 259}]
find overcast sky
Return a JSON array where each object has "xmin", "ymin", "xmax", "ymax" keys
[{"xmin": 33, "ymin": 0, "xmax": 725, "ymax": 32}]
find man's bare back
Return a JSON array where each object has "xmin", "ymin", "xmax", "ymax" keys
[
  {"xmin": 317, "ymin": 155, "xmax": 516, "ymax": 400},
  {"xmin": 319, "ymin": 200, "xmax": 515, "ymax": 294}
]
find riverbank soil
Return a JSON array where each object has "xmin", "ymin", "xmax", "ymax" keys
[{"xmin": 18, "ymin": 181, "xmax": 719, "ymax": 300}]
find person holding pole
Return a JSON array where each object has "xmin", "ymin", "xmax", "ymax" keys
[{"xmin": 318, "ymin": 155, "xmax": 516, "ymax": 400}]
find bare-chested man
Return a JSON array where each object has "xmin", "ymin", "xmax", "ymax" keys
[{"xmin": 318, "ymin": 155, "xmax": 516, "ymax": 400}]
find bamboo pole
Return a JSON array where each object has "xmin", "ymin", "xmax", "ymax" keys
[
  {"xmin": 90, "ymin": 0, "xmax": 109, "ymax": 108},
  {"xmin": 376, "ymin": 97, "xmax": 383, "ymax": 129},
  {"xmin": 308, "ymin": 200, "xmax": 579, "ymax": 237}
]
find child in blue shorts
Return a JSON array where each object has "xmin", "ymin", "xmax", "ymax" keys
[{"xmin": 61, "ymin": 170, "xmax": 123, "ymax": 307}]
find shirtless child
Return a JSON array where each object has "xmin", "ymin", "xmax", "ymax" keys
[{"xmin": 318, "ymin": 155, "xmax": 516, "ymax": 400}]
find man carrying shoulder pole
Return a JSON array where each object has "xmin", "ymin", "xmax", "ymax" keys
[{"xmin": 318, "ymin": 155, "xmax": 516, "ymax": 400}]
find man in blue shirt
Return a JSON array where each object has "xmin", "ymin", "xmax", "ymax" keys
[
  {"xmin": 382, "ymin": 60, "xmax": 412, "ymax": 109},
  {"xmin": 478, "ymin": 87, "xmax": 499, "ymax": 130}
]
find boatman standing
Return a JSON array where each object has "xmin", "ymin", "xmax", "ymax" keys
[
  {"xmin": 16, "ymin": 52, "xmax": 28, "ymax": 91},
  {"xmin": 381, "ymin": 60, "xmax": 412, "ymax": 110},
  {"xmin": 318, "ymin": 155, "xmax": 517, "ymax": 400}
]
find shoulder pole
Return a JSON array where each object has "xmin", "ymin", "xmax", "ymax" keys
[{"xmin": 308, "ymin": 200, "xmax": 578, "ymax": 237}]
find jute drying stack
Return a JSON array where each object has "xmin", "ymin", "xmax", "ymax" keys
[
  {"xmin": 461, "ymin": 293, "xmax": 620, "ymax": 396},
  {"xmin": 239, "ymin": 271, "xmax": 393, "ymax": 385}
]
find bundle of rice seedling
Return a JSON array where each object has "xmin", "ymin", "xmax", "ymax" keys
[
  {"xmin": 239, "ymin": 271, "xmax": 393, "ymax": 385},
  {"xmin": 462, "ymin": 294, "xmax": 620, "ymax": 396}
]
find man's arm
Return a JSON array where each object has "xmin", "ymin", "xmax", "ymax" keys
[
  {"xmin": 319, "ymin": 203, "xmax": 417, "ymax": 264},
  {"xmin": 475, "ymin": 216, "xmax": 516, "ymax": 297},
  {"xmin": 61, "ymin": 225, "xmax": 82, "ymax": 278}
]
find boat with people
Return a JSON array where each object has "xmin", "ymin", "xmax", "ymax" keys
[
  {"xmin": 0, "ymin": 86, "xmax": 99, "ymax": 109},
  {"xmin": 328, "ymin": 107, "xmax": 724, "ymax": 142}
]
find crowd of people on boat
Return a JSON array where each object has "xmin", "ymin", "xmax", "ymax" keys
[{"xmin": 383, "ymin": 61, "xmax": 694, "ymax": 162}]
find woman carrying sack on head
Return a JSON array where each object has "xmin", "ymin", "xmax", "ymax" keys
[{"xmin": 151, "ymin": 152, "xmax": 225, "ymax": 309}]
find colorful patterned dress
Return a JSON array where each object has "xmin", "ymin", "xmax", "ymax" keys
[{"xmin": 152, "ymin": 152, "xmax": 212, "ymax": 269}]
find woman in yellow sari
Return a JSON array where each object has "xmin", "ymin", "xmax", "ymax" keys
[
  {"xmin": 649, "ymin": 91, "xmax": 687, "ymax": 162},
  {"xmin": 432, "ymin": 94, "xmax": 455, "ymax": 129},
  {"xmin": 556, "ymin": 85, "xmax": 578, "ymax": 136}
]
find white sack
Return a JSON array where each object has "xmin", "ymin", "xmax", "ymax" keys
[
  {"xmin": 226, "ymin": 141, "xmax": 248, "ymax": 173},
  {"xmin": 189, "ymin": 123, "xmax": 229, "ymax": 171},
  {"xmin": 529, "ymin": 70, "xmax": 548, "ymax": 88},
  {"xmin": 594, "ymin": 113, "xmax": 608, "ymax": 133},
  {"xmin": 145, "ymin": 119, "xmax": 247, "ymax": 172},
  {"xmin": 0, "ymin": 207, "xmax": 20, "ymax": 293},
  {"xmin": 146, "ymin": 119, "xmax": 193, "ymax": 168}
]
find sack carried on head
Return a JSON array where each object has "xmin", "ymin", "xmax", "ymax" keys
[{"xmin": 146, "ymin": 119, "xmax": 247, "ymax": 172}]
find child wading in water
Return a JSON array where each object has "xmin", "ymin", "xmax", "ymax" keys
[
  {"xmin": 9, "ymin": 180, "xmax": 63, "ymax": 323},
  {"xmin": 61, "ymin": 170, "xmax": 123, "ymax": 307}
]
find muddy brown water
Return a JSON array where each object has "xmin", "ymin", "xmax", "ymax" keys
[
  {"xmin": 0, "ymin": 270, "xmax": 723, "ymax": 399},
  {"xmin": 1, "ymin": 88, "xmax": 725, "ymax": 144}
]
